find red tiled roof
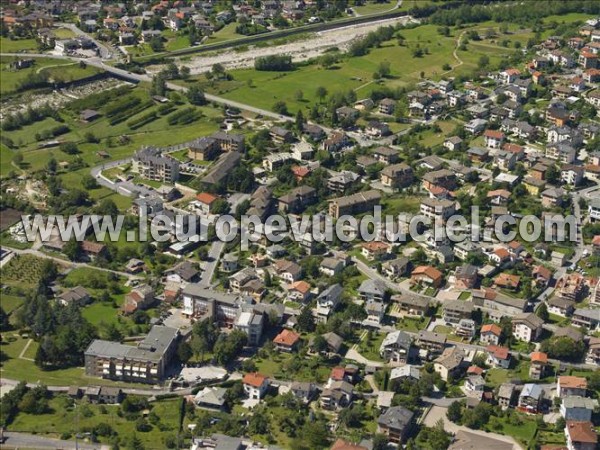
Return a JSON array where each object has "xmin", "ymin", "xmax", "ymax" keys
[
  {"xmin": 486, "ymin": 345, "xmax": 510, "ymax": 360},
  {"xmin": 531, "ymin": 351, "xmax": 548, "ymax": 363},
  {"xmin": 412, "ymin": 265, "xmax": 443, "ymax": 281},
  {"xmin": 273, "ymin": 329, "xmax": 300, "ymax": 347},
  {"xmin": 481, "ymin": 324, "xmax": 502, "ymax": 336},
  {"xmin": 559, "ymin": 376, "xmax": 587, "ymax": 390},
  {"xmin": 484, "ymin": 129, "xmax": 505, "ymax": 139},
  {"xmin": 243, "ymin": 372, "xmax": 268, "ymax": 387},
  {"xmin": 566, "ymin": 421, "xmax": 598, "ymax": 444},
  {"xmin": 196, "ymin": 192, "xmax": 218, "ymax": 205}
]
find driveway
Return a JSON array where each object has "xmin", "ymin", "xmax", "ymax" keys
[{"xmin": 422, "ymin": 406, "xmax": 522, "ymax": 449}]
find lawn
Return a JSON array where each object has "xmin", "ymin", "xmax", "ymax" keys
[
  {"xmin": 206, "ymin": 23, "xmax": 244, "ymax": 44},
  {"xmin": 357, "ymin": 332, "xmax": 385, "ymax": 362},
  {"xmin": 0, "ymin": 295, "xmax": 24, "ymax": 314},
  {"xmin": 396, "ymin": 316, "xmax": 428, "ymax": 332},
  {"xmin": 0, "ymin": 57, "xmax": 85, "ymax": 94},
  {"xmin": 53, "ymin": 28, "xmax": 77, "ymax": 39},
  {"xmin": 486, "ymin": 413, "xmax": 538, "ymax": 444},
  {"xmin": 381, "ymin": 195, "xmax": 422, "ymax": 215},
  {"xmin": 253, "ymin": 353, "xmax": 333, "ymax": 383},
  {"xmin": 353, "ymin": 1, "xmax": 395, "ymax": 15},
  {"xmin": 0, "ymin": 37, "xmax": 38, "ymax": 53},
  {"xmin": 10, "ymin": 395, "xmax": 184, "ymax": 449}
]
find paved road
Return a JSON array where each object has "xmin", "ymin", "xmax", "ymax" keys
[
  {"xmin": 199, "ymin": 240, "xmax": 226, "ymax": 288},
  {"xmin": 2, "ymin": 431, "xmax": 110, "ymax": 450}
]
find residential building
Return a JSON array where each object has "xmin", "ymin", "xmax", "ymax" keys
[
  {"xmin": 560, "ymin": 397, "xmax": 598, "ymax": 422},
  {"xmin": 328, "ymin": 190, "xmax": 381, "ymax": 219},
  {"xmin": 392, "ymin": 295, "xmax": 430, "ymax": 317},
  {"xmin": 434, "ymin": 346, "xmax": 464, "ymax": 381},
  {"xmin": 480, "ymin": 324, "xmax": 502, "ymax": 346},
  {"xmin": 512, "ymin": 312, "xmax": 544, "ymax": 342},
  {"xmin": 377, "ymin": 406, "xmax": 414, "ymax": 445},
  {"xmin": 518, "ymin": 383, "xmax": 543, "ymax": 413},
  {"xmin": 443, "ymin": 300, "xmax": 473, "ymax": 324},
  {"xmin": 315, "ymin": 284, "xmax": 343, "ymax": 323},
  {"xmin": 84, "ymin": 326, "xmax": 179, "ymax": 384},
  {"xmin": 132, "ymin": 146, "xmax": 179, "ymax": 182},
  {"xmin": 273, "ymin": 329, "xmax": 301, "ymax": 352},
  {"xmin": 380, "ymin": 163, "xmax": 414, "ymax": 189},
  {"xmin": 529, "ymin": 351, "xmax": 548, "ymax": 380},
  {"xmin": 565, "ymin": 421, "xmax": 598, "ymax": 450},
  {"xmin": 379, "ymin": 331, "xmax": 413, "ymax": 363},
  {"xmin": 234, "ymin": 311, "xmax": 264, "ymax": 346},
  {"xmin": 556, "ymin": 375, "xmax": 587, "ymax": 398},
  {"xmin": 243, "ymin": 372, "xmax": 269, "ymax": 400}
]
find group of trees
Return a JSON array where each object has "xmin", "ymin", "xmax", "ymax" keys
[{"xmin": 255, "ymin": 55, "xmax": 294, "ymax": 71}]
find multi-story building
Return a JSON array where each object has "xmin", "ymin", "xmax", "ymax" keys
[
  {"xmin": 234, "ymin": 311, "xmax": 264, "ymax": 346},
  {"xmin": 512, "ymin": 312, "xmax": 544, "ymax": 342},
  {"xmin": 132, "ymin": 146, "xmax": 180, "ymax": 183},
  {"xmin": 84, "ymin": 326, "xmax": 179, "ymax": 384},
  {"xmin": 328, "ymin": 190, "xmax": 381, "ymax": 219},
  {"xmin": 380, "ymin": 163, "xmax": 414, "ymax": 189}
]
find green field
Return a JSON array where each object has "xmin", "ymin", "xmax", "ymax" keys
[
  {"xmin": 0, "ymin": 37, "xmax": 38, "ymax": 53},
  {"xmin": 10, "ymin": 395, "xmax": 185, "ymax": 449},
  {"xmin": 353, "ymin": 1, "xmax": 395, "ymax": 15},
  {"xmin": 0, "ymin": 57, "xmax": 97, "ymax": 94},
  {"xmin": 188, "ymin": 23, "xmax": 519, "ymax": 115}
]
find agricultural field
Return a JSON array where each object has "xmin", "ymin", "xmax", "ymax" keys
[
  {"xmin": 9, "ymin": 395, "xmax": 185, "ymax": 449},
  {"xmin": 0, "ymin": 255, "xmax": 60, "ymax": 290}
]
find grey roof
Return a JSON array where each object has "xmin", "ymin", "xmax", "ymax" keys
[
  {"xmin": 358, "ymin": 279, "xmax": 387, "ymax": 296},
  {"xmin": 318, "ymin": 284, "xmax": 343, "ymax": 302},
  {"xmin": 443, "ymin": 300, "xmax": 474, "ymax": 314},
  {"xmin": 418, "ymin": 330, "xmax": 447, "ymax": 345},
  {"xmin": 390, "ymin": 365, "xmax": 420, "ymax": 380},
  {"xmin": 434, "ymin": 346, "xmax": 464, "ymax": 370},
  {"xmin": 85, "ymin": 326, "xmax": 179, "ymax": 363},
  {"xmin": 195, "ymin": 387, "xmax": 227, "ymax": 407},
  {"xmin": 456, "ymin": 264, "xmax": 478, "ymax": 278},
  {"xmin": 562, "ymin": 396, "xmax": 598, "ymax": 410},
  {"xmin": 321, "ymin": 332, "xmax": 343, "ymax": 352},
  {"xmin": 381, "ymin": 330, "xmax": 412, "ymax": 349},
  {"xmin": 377, "ymin": 405, "xmax": 414, "ymax": 430},
  {"xmin": 573, "ymin": 308, "xmax": 600, "ymax": 321},
  {"xmin": 498, "ymin": 383, "xmax": 516, "ymax": 399},
  {"xmin": 520, "ymin": 383, "xmax": 543, "ymax": 400},
  {"xmin": 202, "ymin": 151, "xmax": 241, "ymax": 185}
]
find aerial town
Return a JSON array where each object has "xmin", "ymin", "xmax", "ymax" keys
[{"xmin": 0, "ymin": 1, "xmax": 600, "ymax": 449}]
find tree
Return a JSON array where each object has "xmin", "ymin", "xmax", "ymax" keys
[
  {"xmin": 177, "ymin": 341, "xmax": 192, "ymax": 363},
  {"xmin": 311, "ymin": 334, "xmax": 328, "ymax": 353},
  {"xmin": 149, "ymin": 35, "xmax": 164, "ymax": 52},
  {"xmin": 372, "ymin": 434, "xmax": 389, "ymax": 450},
  {"xmin": 536, "ymin": 302, "xmax": 549, "ymax": 322},
  {"xmin": 295, "ymin": 109, "xmax": 304, "ymax": 132},
  {"xmin": 60, "ymin": 142, "xmax": 79, "ymax": 154},
  {"xmin": 81, "ymin": 174, "xmax": 99, "ymax": 190},
  {"xmin": 272, "ymin": 101, "xmax": 289, "ymax": 115},
  {"xmin": 294, "ymin": 90, "xmax": 304, "ymax": 101},
  {"xmin": 447, "ymin": 400, "xmax": 463, "ymax": 423},
  {"xmin": 296, "ymin": 306, "xmax": 315, "ymax": 332},
  {"xmin": 12, "ymin": 152, "xmax": 23, "ymax": 167},
  {"xmin": 150, "ymin": 73, "xmax": 167, "ymax": 97},
  {"xmin": 478, "ymin": 55, "xmax": 490, "ymax": 69},
  {"xmin": 180, "ymin": 66, "xmax": 190, "ymax": 80},
  {"xmin": 186, "ymin": 85, "xmax": 206, "ymax": 105},
  {"xmin": 540, "ymin": 336, "xmax": 585, "ymax": 361},
  {"xmin": 316, "ymin": 86, "xmax": 327, "ymax": 103},
  {"xmin": 211, "ymin": 198, "xmax": 229, "ymax": 215},
  {"xmin": 63, "ymin": 237, "xmax": 82, "ymax": 261},
  {"xmin": 378, "ymin": 61, "xmax": 391, "ymax": 78}
]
